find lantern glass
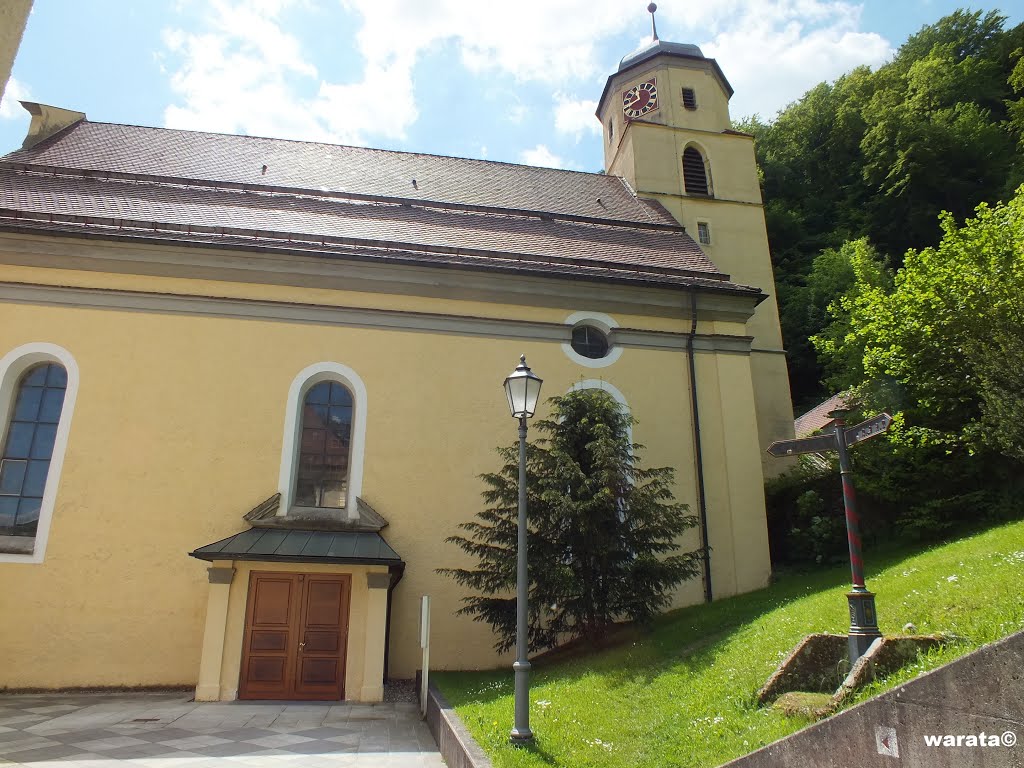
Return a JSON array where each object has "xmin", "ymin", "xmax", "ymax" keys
[{"xmin": 503, "ymin": 356, "xmax": 543, "ymax": 418}]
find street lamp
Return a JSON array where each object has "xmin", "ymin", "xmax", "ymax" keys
[{"xmin": 503, "ymin": 354, "xmax": 542, "ymax": 744}]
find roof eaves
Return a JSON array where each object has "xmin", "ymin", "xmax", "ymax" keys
[
  {"xmin": 0, "ymin": 205, "xmax": 728, "ymax": 283},
  {"xmin": 0, "ymin": 215, "xmax": 765, "ymax": 299}
]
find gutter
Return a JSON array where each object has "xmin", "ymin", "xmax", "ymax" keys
[
  {"xmin": 383, "ymin": 563, "xmax": 406, "ymax": 682},
  {"xmin": 687, "ymin": 288, "xmax": 713, "ymax": 602}
]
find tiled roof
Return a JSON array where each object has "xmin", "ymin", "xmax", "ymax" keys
[
  {"xmin": 0, "ymin": 118, "xmax": 762, "ymax": 296},
  {"xmin": 794, "ymin": 392, "xmax": 853, "ymax": 437},
  {"xmin": 0, "ymin": 169, "xmax": 730, "ymax": 279},
  {"xmin": 3, "ymin": 121, "xmax": 677, "ymax": 226}
]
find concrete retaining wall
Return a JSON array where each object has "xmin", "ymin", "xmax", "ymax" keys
[
  {"xmin": 424, "ymin": 682, "xmax": 493, "ymax": 768},
  {"xmin": 722, "ymin": 630, "xmax": 1024, "ymax": 767}
]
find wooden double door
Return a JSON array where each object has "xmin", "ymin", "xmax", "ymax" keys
[{"xmin": 239, "ymin": 572, "xmax": 351, "ymax": 700}]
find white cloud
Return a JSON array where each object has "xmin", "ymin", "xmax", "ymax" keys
[
  {"xmin": 554, "ymin": 95, "xmax": 600, "ymax": 140},
  {"xmin": 313, "ymin": 57, "xmax": 419, "ymax": 143},
  {"xmin": 519, "ymin": 144, "xmax": 570, "ymax": 169},
  {"xmin": 162, "ymin": 0, "xmax": 339, "ymax": 142},
  {"xmin": 158, "ymin": 0, "xmax": 895, "ymax": 150},
  {"xmin": 333, "ymin": 0, "xmax": 894, "ymax": 136},
  {"xmin": 0, "ymin": 76, "xmax": 30, "ymax": 120},
  {"xmin": 696, "ymin": 3, "xmax": 893, "ymax": 118},
  {"xmin": 341, "ymin": 0, "xmax": 630, "ymax": 84}
]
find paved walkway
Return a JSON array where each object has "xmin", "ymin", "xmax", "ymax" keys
[{"xmin": 0, "ymin": 693, "xmax": 445, "ymax": 767}]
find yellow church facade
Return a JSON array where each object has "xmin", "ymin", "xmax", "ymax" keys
[{"xmin": 0, "ymin": 37, "xmax": 793, "ymax": 702}]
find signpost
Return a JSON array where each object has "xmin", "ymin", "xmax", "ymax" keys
[{"xmin": 768, "ymin": 409, "xmax": 892, "ymax": 665}]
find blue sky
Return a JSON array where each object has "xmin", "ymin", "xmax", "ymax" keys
[{"xmin": 1, "ymin": 1, "xmax": 1020, "ymax": 171}]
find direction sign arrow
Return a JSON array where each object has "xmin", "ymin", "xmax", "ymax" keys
[
  {"xmin": 845, "ymin": 412, "xmax": 893, "ymax": 447},
  {"xmin": 767, "ymin": 432, "xmax": 837, "ymax": 457}
]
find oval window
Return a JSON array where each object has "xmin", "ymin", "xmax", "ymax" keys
[{"xmin": 570, "ymin": 325, "xmax": 610, "ymax": 359}]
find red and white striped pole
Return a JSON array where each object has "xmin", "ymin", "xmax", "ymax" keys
[{"xmin": 830, "ymin": 409, "xmax": 882, "ymax": 664}]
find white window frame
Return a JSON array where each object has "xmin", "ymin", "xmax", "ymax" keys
[
  {"xmin": 278, "ymin": 362, "xmax": 368, "ymax": 521},
  {"xmin": 0, "ymin": 342, "xmax": 80, "ymax": 564},
  {"xmin": 697, "ymin": 220, "xmax": 712, "ymax": 246},
  {"xmin": 561, "ymin": 311, "xmax": 623, "ymax": 369}
]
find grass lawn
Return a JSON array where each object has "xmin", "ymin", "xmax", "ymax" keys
[{"xmin": 433, "ymin": 518, "xmax": 1024, "ymax": 767}]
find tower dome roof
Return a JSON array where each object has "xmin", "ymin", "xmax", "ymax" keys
[{"xmin": 618, "ymin": 39, "xmax": 705, "ymax": 72}]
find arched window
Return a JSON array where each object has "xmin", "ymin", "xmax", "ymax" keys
[
  {"xmin": 295, "ymin": 381, "xmax": 354, "ymax": 509},
  {"xmin": 682, "ymin": 146, "xmax": 710, "ymax": 196},
  {"xmin": 0, "ymin": 343, "xmax": 78, "ymax": 562},
  {"xmin": 0, "ymin": 363, "xmax": 67, "ymax": 538},
  {"xmin": 279, "ymin": 362, "xmax": 367, "ymax": 519}
]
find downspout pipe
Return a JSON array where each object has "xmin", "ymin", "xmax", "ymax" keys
[
  {"xmin": 383, "ymin": 562, "xmax": 405, "ymax": 683},
  {"xmin": 687, "ymin": 288, "xmax": 713, "ymax": 603}
]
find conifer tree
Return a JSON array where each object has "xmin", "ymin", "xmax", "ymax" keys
[{"xmin": 440, "ymin": 388, "xmax": 701, "ymax": 653}]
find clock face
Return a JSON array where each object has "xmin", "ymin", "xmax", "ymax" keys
[{"xmin": 622, "ymin": 79, "xmax": 659, "ymax": 119}]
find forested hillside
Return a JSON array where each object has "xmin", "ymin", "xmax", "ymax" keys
[
  {"xmin": 747, "ymin": 9, "xmax": 1024, "ymax": 564},
  {"xmin": 740, "ymin": 9, "xmax": 1024, "ymax": 407}
]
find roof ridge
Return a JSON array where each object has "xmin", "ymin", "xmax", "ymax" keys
[{"xmin": 76, "ymin": 118, "xmax": 613, "ymax": 180}]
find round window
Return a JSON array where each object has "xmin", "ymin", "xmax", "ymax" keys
[{"xmin": 570, "ymin": 325, "xmax": 610, "ymax": 359}]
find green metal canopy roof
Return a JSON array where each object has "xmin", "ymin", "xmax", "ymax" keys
[{"xmin": 189, "ymin": 528, "xmax": 403, "ymax": 566}]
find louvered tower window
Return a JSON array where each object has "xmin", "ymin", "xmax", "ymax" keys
[{"xmin": 682, "ymin": 147, "xmax": 710, "ymax": 196}]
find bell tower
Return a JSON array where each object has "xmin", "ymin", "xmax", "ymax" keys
[{"xmin": 597, "ymin": 4, "xmax": 795, "ymax": 470}]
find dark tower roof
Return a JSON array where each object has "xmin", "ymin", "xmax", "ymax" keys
[{"xmin": 618, "ymin": 40, "xmax": 706, "ymax": 72}]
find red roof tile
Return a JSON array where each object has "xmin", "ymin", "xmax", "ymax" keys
[
  {"xmin": 3, "ymin": 121, "xmax": 677, "ymax": 226},
  {"xmin": 0, "ymin": 119, "xmax": 763, "ymax": 297},
  {"xmin": 794, "ymin": 392, "xmax": 853, "ymax": 437}
]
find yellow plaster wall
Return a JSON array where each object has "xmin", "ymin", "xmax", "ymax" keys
[
  {"xmin": 600, "ymin": 55, "xmax": 797, "ymax": 473},
  {"xmin": 0, "ymin": 234, "xmax": 714, "ymax": 336},
  {"xmin": 0, "ymin": 0, "xmax": 31, "ymax": 105},
  {"xmin": 0, "ymin": 270, "xmax": 770, "ymax": 686},
  {"xmin": 603, "ymin": 59, "xmax": 733, "ymax": 169}
]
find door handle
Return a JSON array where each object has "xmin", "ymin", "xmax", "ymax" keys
[{"xmin": 298, "ymin": 642, "xmax": 306, "ymax": 650}]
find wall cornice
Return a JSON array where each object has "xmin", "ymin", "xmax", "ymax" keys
[
  {"xmin": 0, "ymin": 281, "xmax": 754, "ymax": 355},
  {"xmin": 0, "ymin": 231, "xmax": 760, "ymax": 324}
]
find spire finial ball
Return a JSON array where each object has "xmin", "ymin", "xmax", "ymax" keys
[{"xmin": 648, "ymin": 2, "xmax": 657, "ymax": 12}]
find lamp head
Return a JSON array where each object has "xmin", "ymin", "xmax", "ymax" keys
[{"xmin": 503, "ymin": 355, "xmax": 543, "ymax": 418}]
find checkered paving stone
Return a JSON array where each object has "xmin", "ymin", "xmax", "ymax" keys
[{"xmin": 0, "ymin": 693, "xmax": 445, "ymax": 766}]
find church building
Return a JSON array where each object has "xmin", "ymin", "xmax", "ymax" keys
[{"xmin": 0, "ymin": 24, "xmax": 793, "ymax": 701}]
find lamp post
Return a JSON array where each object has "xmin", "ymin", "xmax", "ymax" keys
[{"xmin": 503, "ymin": 355, "xmax": 542, "ymax": 745}]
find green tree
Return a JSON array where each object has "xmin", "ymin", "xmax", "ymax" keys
[
  {"xmin": 860, "ymin": 40, "xmax": 1014, "ymax": 258},
  {"xmin": 809, "ymin": 238, "xmax": 892, "ymax": 392},
  {"xmin": 816, "ymin": 186, "xmax": 1024, "ymax": 457},
  {"xmin": 439, "ymin": 389, "xmax": 701, "ymax": 653},
  {"xmin": 742, "ymin": 10, "xmax": 1024, "ymax": 405}
]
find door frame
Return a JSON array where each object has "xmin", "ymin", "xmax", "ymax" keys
[{"xmin": 238, "ymin": 570, "xmax": 351, "ymax": 701}]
